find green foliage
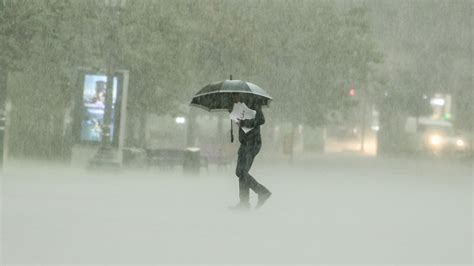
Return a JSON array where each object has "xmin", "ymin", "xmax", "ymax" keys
[
  {"xmin": 0, "ymin": 0, "xmax": 400, "ymax": 158},
  {"xmin": 0, "ymin": 0, "xmax": 44, "ymax": 69},
  {"xmin": 371, "ymin": 0, "xmax": 471, "ymax": 121},
  {"xmin": 252, "ymin": 2, "xmax": 381, "ymax": 127}
]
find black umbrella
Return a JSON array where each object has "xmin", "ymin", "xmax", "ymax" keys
[
  {"xmin": 190, "ymin": 79, "xmax": 272, "ymax": 112},
  {"xmin": 190, "ymin": 78, "xmax": 272, "ymax": 142}
]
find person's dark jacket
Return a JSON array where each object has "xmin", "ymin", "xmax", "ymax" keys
[{"xmin": 238, "ymin": 105, "xmax": 265, "ymax": 146}]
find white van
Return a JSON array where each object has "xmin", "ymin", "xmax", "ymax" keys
[{"xmin": 405, "ymin": 117, "xmax": 467, "ymax": 156}]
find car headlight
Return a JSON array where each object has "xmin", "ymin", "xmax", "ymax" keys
[
  {"xmin": 456, "ymin": 139, "xmax": 465, "ymax": 147},
  {"xmin": 430, "ymin": 135, "xmax": 441, "ymax": 146}
]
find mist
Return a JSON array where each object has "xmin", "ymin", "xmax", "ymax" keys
[{"xmin": 0, "ymin": 0, "xmax": 472, "ymax": 265}]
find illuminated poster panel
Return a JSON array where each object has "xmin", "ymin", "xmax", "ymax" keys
[{"xmin": 80, "ymin": 74, "xmax": 118, "ymax": 143}]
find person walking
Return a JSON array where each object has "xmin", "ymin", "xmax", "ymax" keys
[{"xmin": 229, "ymin": 93, "xmax": 272, "ymax": 210}]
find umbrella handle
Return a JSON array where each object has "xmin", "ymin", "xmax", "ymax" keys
[{"xmin": 230, "ymin": 120, "xmax": 234, "ymax": 143}]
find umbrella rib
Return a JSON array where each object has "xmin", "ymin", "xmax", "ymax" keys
[
  {"xmin": 189, "ymin": 103, "xmax": 211, "ymax": 112},
  {"xmin": 189, "ymin": 103, "xmax": 231, "ymax": 112}
]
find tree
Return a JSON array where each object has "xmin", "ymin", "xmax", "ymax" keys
[
  {"xmin": 0, "ymin": 0, "xmax": 45, "ymax": 107},
  {"xmin": 2, "ymin": 0, "xmax": 105, "ymax": 158},
  {"xmin": 370, "ymin": 0, "xmax": 472, "ymax": 154},
  {"xmin": 1, "ymin": 0, "xmax": 384, "ymax": 159}
]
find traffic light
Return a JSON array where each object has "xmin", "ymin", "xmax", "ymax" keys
[{"xmin": 349, "ymin": 85, "xmax": 356, "ymax": 97}]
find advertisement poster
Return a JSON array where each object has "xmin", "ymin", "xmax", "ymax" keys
[{"xmin": 80, "ymin": 74, "xmax": 118, "ymax": 143}]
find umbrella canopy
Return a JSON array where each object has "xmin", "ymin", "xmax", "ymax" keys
[{"xmin": 190, "ymin": 79, "xmax": 272, "ymax": 112}]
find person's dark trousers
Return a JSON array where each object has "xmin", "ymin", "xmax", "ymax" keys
[{"xmin": 235, "ymin": 143, "xmax": 270, "ymax": 203}]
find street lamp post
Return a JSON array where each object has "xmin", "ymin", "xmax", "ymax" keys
[
  {"xmin": 103, "ymin": 0, "xmax": 126, "ymax": 146},
  {"xmin": 90, "ymin": 0, "xmax": 126, "ymax": 168}
]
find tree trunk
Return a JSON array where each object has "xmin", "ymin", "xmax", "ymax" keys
[
  {"xmin": 186, "ymin": 111, "xmax": 197, "ymax": 147},
  {"xmin": 0, "ymin": 63, "xmax": 7, "ymax": 109},
  {"xmin": 289, "ymin": 123, "xmax": 296, "ymax": 163},
  {"xmin": 0, "ymin": 63, "xmax": 8, "ymax": 167},
  {"xmin": 138, "ymin": 111, "xmax": 147, "ymax": 149},
  {"xmin": 125, "ymin": 109, "xmax": 139, "ymax": 148}
]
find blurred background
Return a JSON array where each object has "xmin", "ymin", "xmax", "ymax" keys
[
  {"xmin": 0, "ymin": 0, "xmax": 472, "ymax": 166},
  {"xmin": 0, "ymin": 1, "xmax": 472, "ymax": 264}
]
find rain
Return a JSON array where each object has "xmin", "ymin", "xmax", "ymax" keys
[{"xmin": 0, "ymin": 0, "xmax": 472, "ymax": 264}]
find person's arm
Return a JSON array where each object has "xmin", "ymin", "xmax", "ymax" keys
[{"xmin": 239, "ymin": 106, "xmax": 265, "ymax": 128}]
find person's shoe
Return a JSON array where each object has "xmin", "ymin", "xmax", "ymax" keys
[
  {"xmin": 228, "ymin": 202, "xmax": 251, "ymax": 211},
  {"xmin": 256, "ymin": 191, "xmax": 272, "ymax": 209}
]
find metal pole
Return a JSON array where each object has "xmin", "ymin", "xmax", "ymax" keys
[
  {"xmin": 360, "ymin": 98, "xmax": 367, "ymax": 153},
  {"xmin": 89, "ymin": 1, "xmax": 123, "ymax": 168},
  {"xmin": 102, "ymin": 5, "xmax": 117, "ymax": 147},
  {"xmin": 360, "ymin": 79, "xmax": 369, "ymax": 154},
  {"xmin": 102, "ymin": 65, "xmax": 114, "ymax": 146}
]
